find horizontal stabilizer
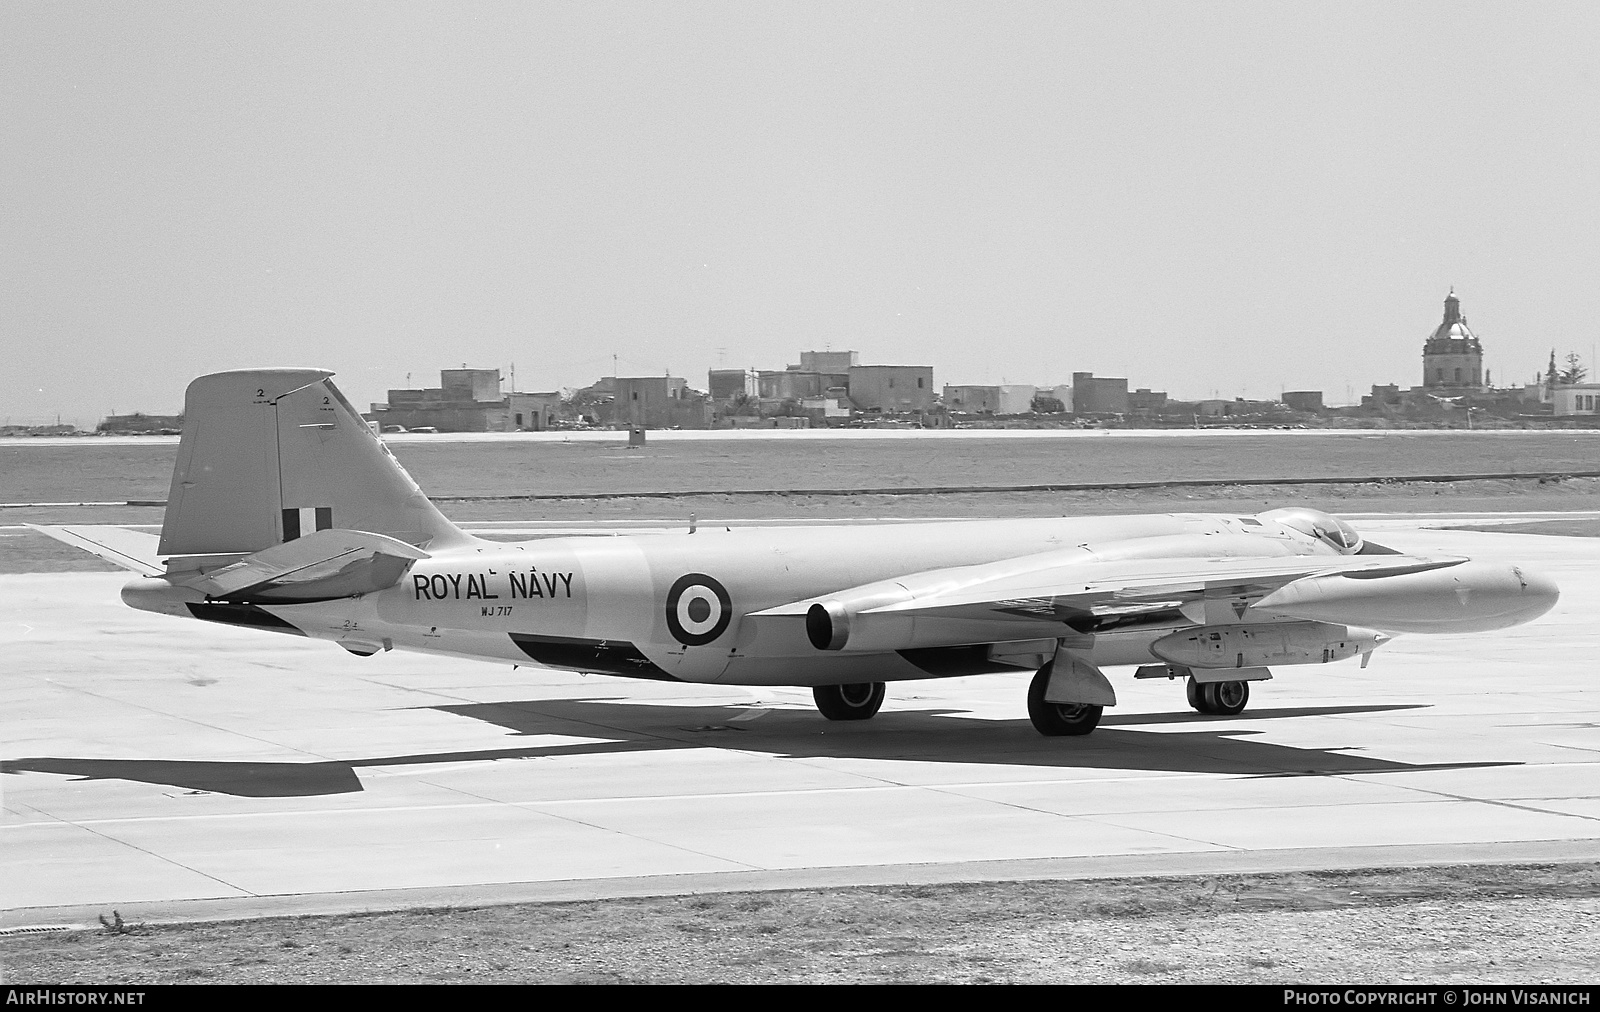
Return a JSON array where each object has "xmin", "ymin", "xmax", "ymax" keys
[
  {"xmin": 177, "ymin": 528, "xmax": 430, "ymax": 600},
  {"xmin": 26, "ymin": 525, "xmax": 163, "ymax": 576}
]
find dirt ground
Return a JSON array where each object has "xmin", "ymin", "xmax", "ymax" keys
[{"xmin": 5, "ymin": 864, "xmax": 1599, "ymax": 984}]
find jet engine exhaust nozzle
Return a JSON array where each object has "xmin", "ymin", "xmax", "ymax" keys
[{"xmin": 807, "ymin": 602, "xmax": 850, "ymax": 651}]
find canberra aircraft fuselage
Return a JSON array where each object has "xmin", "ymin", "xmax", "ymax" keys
[{"xmin": 144, "ymin": 513, "xmax": 1236, "ymax": 683}]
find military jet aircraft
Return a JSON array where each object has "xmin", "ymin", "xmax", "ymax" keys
[{"xmin": 34, "ymin": 369, "xmax": 1560, "ymax": 736}]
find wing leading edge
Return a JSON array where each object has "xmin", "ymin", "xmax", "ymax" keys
[{"xmin": 866, "ymin": 553, "xmax": 1466, "ymax": 619}]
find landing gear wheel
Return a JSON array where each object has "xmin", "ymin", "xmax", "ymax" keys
[
  {"xmin": 1186, "ymin": 675, "xmax": 1204, "ymax": 712},
  {"xmin": 813, "ymin": 682, "xmax": 886, "ymax": 721},
  {"xmin": 1198, "ymin": 679, "xmax": 1249, "ymax": 716},
  {"xmin": 1027, "ymin": 663, "xmax": 1103, "ymax": 736}
]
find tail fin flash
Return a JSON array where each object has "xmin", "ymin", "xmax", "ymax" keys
[{"xmin": 158, "ymin": 369, "xmax": 469, "ymax": 556}]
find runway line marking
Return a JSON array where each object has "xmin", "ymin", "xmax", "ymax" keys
[
  {"xmin": 0, "ymin": 774, "xmax": 1221, "ymax": 831},
  {"xmin": 17, "ymin": 762, "xmax": 1591, "ymax": 833},
  {"xmin": 3, "ymin": 798, "xmax": 255, "ymax": 898},
  {"xmin": 1384, "ymin": 778, "xmax": 1600, "ymax": 825},
  {"xmin": 410, "ymin": 771, "xmax": 770, "ymax": 873}
]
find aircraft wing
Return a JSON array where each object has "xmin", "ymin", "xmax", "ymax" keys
[
  {"xmin": 866, "ymin": 553, "xmax": 1465, "ymax": 622},
  {"xmin": 750, "ymin": 549, "xmax": 1466, "ymax": 651},
  {"xmin": 26, "ymin": 524, "xmax": 164, "ymax": 576}
]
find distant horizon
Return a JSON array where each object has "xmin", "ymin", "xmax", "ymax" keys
[
  {"xmin": 0, "ymin": 349, "xmax": 1571, "ymax": 429},
  {"xmin": 12, "ymin": 424, "xmax": 1600, "ymax": 452}
]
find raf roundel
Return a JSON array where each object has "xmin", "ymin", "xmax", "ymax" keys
[{"xmin": 665, "ymin": 573, "xmax": 732, "ymax": 646}]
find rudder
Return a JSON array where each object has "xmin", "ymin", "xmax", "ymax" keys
[{"xmin": 159, "ymin": 369, "xmax": 470, "ymax": 556}]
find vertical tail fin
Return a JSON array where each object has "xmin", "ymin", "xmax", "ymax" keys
[{"xmin": 158, "ymin": 369, "xmax": 470, "ymax": 556}]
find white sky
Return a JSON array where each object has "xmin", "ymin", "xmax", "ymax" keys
[{"xmin": 4, "ymin": 2, "xmax": 1598, "ymax": 424}]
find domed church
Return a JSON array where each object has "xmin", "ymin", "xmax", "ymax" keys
[{"xmin": 1422, "ymin": 289, "xmax": 1484, "ymax": 390}]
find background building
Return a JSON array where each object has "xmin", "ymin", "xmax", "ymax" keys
[
  {"xmin": 371, "ymin": 368, "xmax": 510, "ymax": 431},
  {"xmin": 1552, "ymin": 384, "xmax": 1600, "ymax": 416},
  {"xmin": 942, "ymin": 384, "xmax": 1036, "ymax": 414},
  {"xmin": 801, "ymin": 396, "xmax": 851, "ymax": 423},
  {"xmin": 1422, "ymin": 290, "xmax": 1485, "ymax": 390},
  {"xmin": 1035, "ymin": 383, "xmax": 1073, "ymax": 413},
  {"xmin": 370, "ymin": 369, "xmax": 565, "ymax": 431},
  {"xmin": 609, "ymin": 375, "xmax": 711, "ymax": 429},
  {"xmin": 96, "ymin": 412, "xmax": 183, "ymax": 434},
  {"xmin": 507, "ymin": 391, "xmax": 562, "ymax": 430},
  {"xmin": 757, "ymin": 369, "xmax": 828, "ymax": 401},
  {"xmin": 1128, "ymin": 387, "xmax": 1168, "ymax": 416},
  {"xmin": 1360, "ymin": 384, "xmax": 1403, "ymax": 411},
  {"xmin": 1195, "ymin": 397, "xmax": 1280, "ymax": 418},
  {"xmin": 797, "ymin": 350, "xmax": 858, "ymax": 374},
  {"xmin": 848, "ymin": 364, "xmax": 934, "ymax": 412},
  {"xmin": 1282, "ymin": 390, "xmax": 1324, "ymax": 412},
  {"xmin": 708, "ymin": 368, "xmax": 757, "ymax": 402},
  {"xmin": 1071, "ymin": 372, "xmax": 1129, "ymax": 414},
  {"xmin": 766, "ymin": 350, "xmax": 854, "ymax": 405}
]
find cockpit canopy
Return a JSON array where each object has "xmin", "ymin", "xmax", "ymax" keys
[{"xmin": 1258, "ymin": 507, "xmax": 1364, "ymax": 554}]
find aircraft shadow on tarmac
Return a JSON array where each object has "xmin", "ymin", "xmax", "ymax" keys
[{"xmin": 0, "ymin": 700, "xmax": 1512, "ymax": 799}]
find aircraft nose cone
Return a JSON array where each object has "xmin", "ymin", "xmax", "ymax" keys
[{"xmin": 1518, "ymin": 566, "xmax": 1560, "ymax": 619}]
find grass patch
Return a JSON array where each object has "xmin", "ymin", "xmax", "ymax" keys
[{"xmin": 5, "ymin": 863, "xmax": 1600, "ymax": 984}]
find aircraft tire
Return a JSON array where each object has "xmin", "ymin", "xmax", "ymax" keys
[
  {"xmin": 813, "ymin": 682, "xmax": 886, "ymax": 721},
  {"xmin": 1200, "ymin": 679, "xmax": 1249, "ymax": 715},
  {"xmin": 1186, "ymin": 676, "xmax": 1208, "ymax": 713},
  {"xmin": 1027, "ymin": 664, "xmax": 1103, "ymax": 736}
]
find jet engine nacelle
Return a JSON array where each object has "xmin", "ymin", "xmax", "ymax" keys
[
  {"xmin": 803, "ymin": 578, "xmax": 1049, "ymax": 654},
  {"xmin": 806, "ymin": 592, "xmax": 1036, "ymax": 653},
  {"xmin": 800, "ymin": 538, "xmax": 1235, "ymax": 654},
  {"xmin": 1151, "ymin": 621, "xmax": 1387, "ymax": 670}
]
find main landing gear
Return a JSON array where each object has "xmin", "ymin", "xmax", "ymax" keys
[
  {"xmin": 809, "ymin": 670, "xmax": 1244, "ymax": 732},
  {"xmin": 813, "ymin": 681, "xmax": 886, "ymax": 721},
  {"xmin": 1026, "ymin": 663, "xmax": 1103, "ymax": 736},
  {"xmin": 1187, "ymin": 676, "xmax": 1250, "ymax": 715}
]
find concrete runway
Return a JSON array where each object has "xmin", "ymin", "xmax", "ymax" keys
[{"xmin": 3, "ymin": 521, "xmax": 1598, "ymax": 928}]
